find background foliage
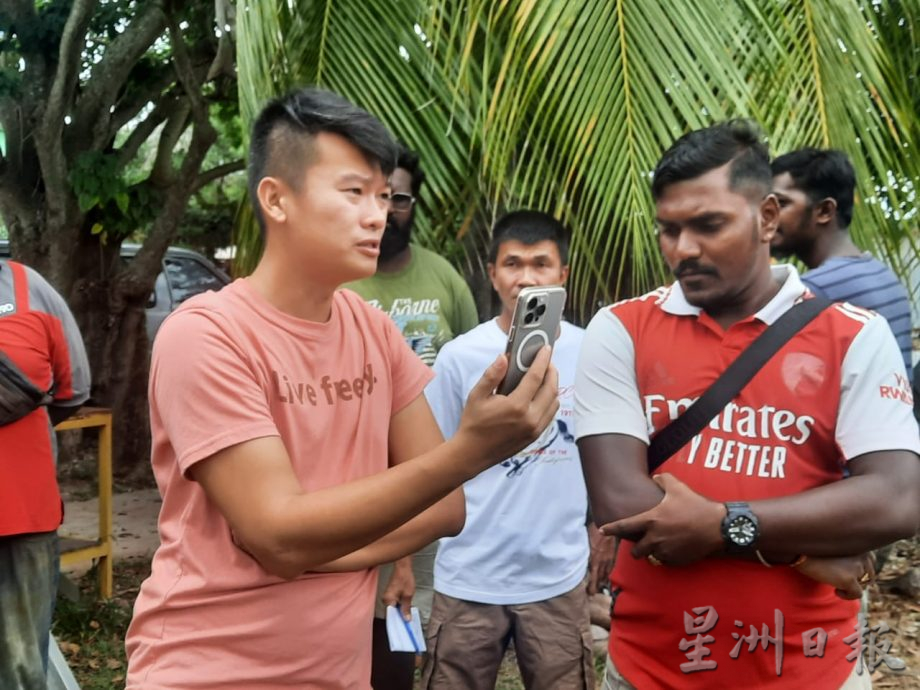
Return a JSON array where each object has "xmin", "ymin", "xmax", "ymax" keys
[
  {"xmin": 235, "ymin": 0, "xmax": 919, "ymax": 319},
  {"xmin": 0, "ymin": 0, "xmax": 241, "ymax": 471}
]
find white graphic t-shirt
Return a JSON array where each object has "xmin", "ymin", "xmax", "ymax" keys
[{"xmin": 425, "ymin": 319, "xmax": 589, "ymax": 604}]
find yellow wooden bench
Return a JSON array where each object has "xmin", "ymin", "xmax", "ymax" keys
[{"xmin": 55, "ymin": 407, "xmax": 113, "ymax": 598}]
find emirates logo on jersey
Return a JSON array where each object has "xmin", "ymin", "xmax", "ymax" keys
[
  {"xmin": 644, "ymin": 396, "xmax": 816, "ymax": 445},
  {"xmin": 644, "ymin": 395, "xmax": 818, "ymax": 480}
]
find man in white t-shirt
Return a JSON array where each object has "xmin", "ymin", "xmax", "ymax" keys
[{"xmin": 422, "ymin": 211, "xmax": 601, "ymax": 689}]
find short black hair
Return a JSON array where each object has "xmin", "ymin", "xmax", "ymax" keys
[
  {"xmin": 395, "ymin": 146, "xmax": 425, "ymax": 196},
  {"xmin": 651, "ymin": 119, "xmax": 772, "ymax": 200},
  {"xmin": 771, "ymin": 148, "xmax": 855, "ymax": 227},
  {"xmin": 488, "ymin": 210, "xmax": 570, "ymax": 264},
  {"xmin": 248, "ymin": 87, "xmax": 399, "ymax": 232}
]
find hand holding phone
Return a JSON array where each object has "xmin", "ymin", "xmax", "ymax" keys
[
  {"xmin": 456, "ymin": 344, "xmax": 560, "ymax": 471},
  {"xmin": 496, "ymin": 286, "xmax": 566, "ymax": 395}
]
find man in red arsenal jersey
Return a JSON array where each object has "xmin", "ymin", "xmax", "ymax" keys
[
  {"xmin": 574, "ymin": 120, "xmax": 920, "ymax": 690},
  {"xmin": 0, "ymin": 260, "xmax": 90, "ymax": 690}
]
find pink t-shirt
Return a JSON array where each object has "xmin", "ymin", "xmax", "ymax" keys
[{"xmin": 125, "ymin": 280, "xmax": 433, "ymax": 690}]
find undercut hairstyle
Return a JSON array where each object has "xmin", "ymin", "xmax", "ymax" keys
[
  {"xmin": 396, "ymin": 146, "xmax": 425, "ymax": 197},
  {"xmin": 488, "ymin": 210, "xmax": 570, "ymax": 265},
  {"xmin": 771, "ymin": 148, "xmax": 855, "ymax": 228},
  {"xmin": 248, "ymin": 87, "xmax": 399, "ymax": 233},
  {"xmin": 651, "ymin": 119, "xmax": 772, "ymax": 201}
]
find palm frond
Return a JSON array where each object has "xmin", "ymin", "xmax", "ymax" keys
[
  {"xmin": 740, "ymin": 0, "xmax": 920, "ymax": 273},
  {"xmin": 234, "ymin": 0, "xmax": 477, "ymax": 275},
  {"xmin": 234, "ymin": 0, "xmax": 919, "ymax": 318}
]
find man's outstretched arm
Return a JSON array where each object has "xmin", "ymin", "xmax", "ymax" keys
[
  {"xmin": 603, "ymin": 450, "xmax": 920, "ymax": 564},
  {"xmin": 581, "ymin": 432, "xmax": 918, "ymax": 600},
  {"xmin": 312, "ymin": 393, "xmax": 466, "ymax": 572},
  {"xmin": 191, "ymin": 348, "xmax": 559, "ymax": 579}
]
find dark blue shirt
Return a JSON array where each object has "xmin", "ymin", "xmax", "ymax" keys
[{"xmin": 803, "ymin": 255, "xmax": 913, "ymax": 383}]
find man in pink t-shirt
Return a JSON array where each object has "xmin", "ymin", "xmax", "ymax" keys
[{"xmin": 125, "ymin": 88, "xmax": 561, "ymax": 690}]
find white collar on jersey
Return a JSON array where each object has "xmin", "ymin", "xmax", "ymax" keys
[{"xmin": 660, "ymin": 264, "xmax": 808, "ymax": 325}]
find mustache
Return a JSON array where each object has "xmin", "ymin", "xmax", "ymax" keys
[{"xmin": 673, "ymin": 261, "xmax": 719, "ymax": 279}]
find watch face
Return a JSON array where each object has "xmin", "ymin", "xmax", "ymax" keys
[{"xmin": 728, "ymin": 515, "xmax": 757, "ymax": 546}]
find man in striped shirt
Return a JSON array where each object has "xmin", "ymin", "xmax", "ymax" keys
[{"xmin": 771, "ymin": 148, "xmax": 914, "ymax": 383}]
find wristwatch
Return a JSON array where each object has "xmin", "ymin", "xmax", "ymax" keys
[{"xmin": 721, "ymin": 502, "xmax": 760, "ymax": 552}]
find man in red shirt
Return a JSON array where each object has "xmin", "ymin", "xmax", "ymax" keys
[
  {"xmin": 575, "ymin": 120, "xmax": 920, "ymax": 689},
  {"xmin": 0, "ymin": 259, "xmax": 90, "ymax": 690}
]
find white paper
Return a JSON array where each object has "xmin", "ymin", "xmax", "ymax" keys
[{"xmin": 385, "ymin": 605, "xmax": 426, "ymax": 653}]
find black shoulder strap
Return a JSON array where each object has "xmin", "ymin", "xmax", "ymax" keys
[{"xmin": 646, "ymin": 296, "xmax": 832, "ymax": 474}]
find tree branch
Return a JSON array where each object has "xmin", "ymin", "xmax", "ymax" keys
[
  {"xmin": 150, "ymin": 99, "xmax": 191, "ymax": 186},
  {"xmin": 106, "ymin": 66, "xmax": 176, "ymax": 139},
  {"xmin": 74, "ymin": 2, "xmax": 169, "ymax": 146},
  {"xmin": 0, "ymin": 3, "xmax": 47, "ymax": 220},
  {"xmin": 115, "ymin": 96, "xmax": 179, "ymax": 170},
  {"xmin": 39, "ymin": 0, "xmax": 97, "ymax": 146},
  {"xmin": 127, "ymin": 114, "xmax": 216, "ymax": 290},
  {"xmin": 36, "ymin": 0, "xmax": 97, "ymax": 239},
  {"xmin": 122, "ymin": 4, "xmax": 225, "ymax": 291},
  {"xmin": 0, "ymin": 100, "xmax": 31, "ymax": 185},
  {"xmin": 105, "ymin": 53, "xmax": 210, "ymax": 155},
  {"xmin": 209, "ymin": 0, "xmax": 236, "ymax": 80},
  {"xmin": 165, "ymin": 14, "xmax": 210, "ymax": 124},
  {"xmin": 4, "ymin": 0, "xmax": 49, "ymax": 98},
  {"xmin": 0, "ymin": 119, "xmax": 41, "ymax": 222},
  {"xmin": 192, "ymin": 159, "xmax": 245, "ymax": 193}
]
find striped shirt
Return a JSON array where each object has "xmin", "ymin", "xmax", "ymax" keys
[{"xmin": 803, "ymin": 254, "xmax": 913, "ymax": 383}]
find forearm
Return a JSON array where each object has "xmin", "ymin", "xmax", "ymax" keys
[
  {"xmin": 214, "ymin": 435, "xmax": 475, "ymax": 579},
  {"xmin": 313, "ymin": 489, "xmax": 464, "ymax": 572},
  {"xmin": 207, "ymin": 352, "xmax": 560, "ymax": 580},
  {"xmin": 580, "ymin": 434, "xmax": 663, "ymax": 526},
  {"xmin": 591, "ymin": 475, "xmax": 664, "ymax": 528},
  {"xmin": 752, "ymin": 469, "xmax": 920, "ymax": 557}
]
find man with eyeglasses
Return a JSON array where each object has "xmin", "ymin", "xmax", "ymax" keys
[{"xmin": 346, "ymin": 146, "xmax": 478, "ymax": 690}]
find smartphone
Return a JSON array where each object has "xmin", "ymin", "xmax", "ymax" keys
[{"xmin": 496, "ymin": 285, "xmax": 566, "ymax": 395}]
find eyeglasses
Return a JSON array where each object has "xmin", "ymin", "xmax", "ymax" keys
[{"xmin": 388, "ymin": 193, "xmax": 416, "ymax": 212}]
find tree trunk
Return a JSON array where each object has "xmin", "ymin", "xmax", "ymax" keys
[
  {"xmin": 69, "ymin": 245, "xmax": 154, "ymax": 479},
  {"xmin": 2, "ymin": 208, "xmax": 158, "ymax": 478}
]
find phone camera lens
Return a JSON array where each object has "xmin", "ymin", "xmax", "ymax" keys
[
  {"xmin": 527, "ymin": 297, "xmax": 538, "ymax": 310},
  {"xmin": 536, "ymin": 304, "xmax": 546, "ymax": 316},
  {"xmin": 524, "ymin": 312, "xmax": 535, "ymax": 325}
]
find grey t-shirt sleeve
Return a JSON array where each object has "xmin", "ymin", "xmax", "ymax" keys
[{"xmin": 25, "ymin": 266, "xmax": 91, "ymax": 406}]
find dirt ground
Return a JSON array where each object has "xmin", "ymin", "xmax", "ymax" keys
[
  {"xmin": 57, "ymin": 487, "xmax": 920, "ymax": 688},
  {"xmin": 867, "ymin": 538, "xmax": 920, "ymax": 689},
  {"xmin": 59, "ymin": 488, "xmax": 161, "ymax": 576}
]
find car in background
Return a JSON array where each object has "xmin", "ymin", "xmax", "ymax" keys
[{"xmin": 0, "ymin": 240, "xmax": 230, "ymax": 341}]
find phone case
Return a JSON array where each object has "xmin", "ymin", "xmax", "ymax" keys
[{"xmin": 496, "ymin": 285, "xmax": 566, "ymax": 395}]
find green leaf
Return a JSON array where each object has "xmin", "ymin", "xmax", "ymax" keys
[
  {"xmin": 90, "ymin": 222, "xmax": 104, "ymax": 236},
  {"xmin": 79, "ymin": 194, "xmax": 100, "ymax": 212},
  {"xmin": 115, "ymin": 192, "xmax": 130, "ymax": 215}
]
